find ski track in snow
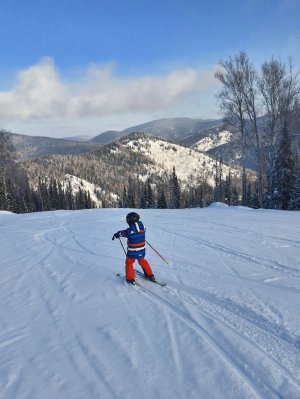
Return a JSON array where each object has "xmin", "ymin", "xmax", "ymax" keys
[
  {"xmin": 133, "ymin": 276, "xmax": 300, "ymax": 398},
  {"xmin": 148, "ymin": 224, "xmax": 300, "ymax": 279},
  {"xmin": 0, "ymin": 207, "xmax": 300, "ymax": 399}
]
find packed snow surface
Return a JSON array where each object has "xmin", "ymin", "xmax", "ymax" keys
[{"xmin": 1, "ymin": 207, "xmax": 300, "ymax": 399}]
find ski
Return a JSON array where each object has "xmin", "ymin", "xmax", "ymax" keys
[
  {"xmin": 116, "ymin": 273, "xmax": 138, "ymax": 286},
  {"xmin": 116, "ymin": 271, "xmax": 166, "ymax": 287},
  {"xmin": 134, "ymin": 269, "xmax": 167, "ymax": 286}
]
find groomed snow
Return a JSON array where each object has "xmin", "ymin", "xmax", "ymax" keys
[{"xmin": 1, "ymin": 207, "xmax": 300, "ymax": 399}]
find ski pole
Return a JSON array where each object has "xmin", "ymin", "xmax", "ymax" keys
[
  {"xmin": 119, "ymin": 238, "xmax": 126, "ymax": 255},
  {"xmin": 146, "ymin": 240, "xmax": 169, "ymax": 265}
]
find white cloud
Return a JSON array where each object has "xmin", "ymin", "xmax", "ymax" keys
[
  {"xmin": 0, "ymin": 58, "xmax": 67, "ymax": 119},
  {"xmin": 0, "ymin": 58, "xmax": 218, "ymax": 136}
]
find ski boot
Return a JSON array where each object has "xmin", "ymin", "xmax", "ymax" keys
[
  {"xmin": 126, "ymin": 279, "xmax": 136, "ymax": 286},
  {"xmin": 145, "ymin": 274, "xmax": 156, "ymax": 283}
]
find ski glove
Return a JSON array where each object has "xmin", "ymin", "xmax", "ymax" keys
[{"xmin": 112, "ymin": 231, "xmax": 121, "ymax": 240}]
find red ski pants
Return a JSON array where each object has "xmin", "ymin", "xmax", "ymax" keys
[{"xmin": 125, "ymin": 256, "xmax": 153, "ymax": 280}]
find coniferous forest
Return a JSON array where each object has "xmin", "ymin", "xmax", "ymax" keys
[{"xmin": 1, "ymin": 127, "xmax": 299, "ymax": 214}]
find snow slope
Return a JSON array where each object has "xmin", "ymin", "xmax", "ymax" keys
[
  {"xmin": 1, "ymin": 207, "xmax": 300, "ymax": 399},
  {"xmin": 193, "ymin": 131, "xmax": 232, "ymax": 152},
  {"xmin": 63, "ymin": 174, "xmax": 118, "ymax": 207},
  {"xmin": 123, "ymin": 137, "xmax": 240, "ymax": 187}
]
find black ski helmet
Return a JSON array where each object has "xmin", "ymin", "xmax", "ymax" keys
[{"xmin": 126, "ymin": 212, "xmax": 140, "ymax": 225}]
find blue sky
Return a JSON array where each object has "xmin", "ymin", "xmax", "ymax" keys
[{"xmin": 0, "ymin": 0, "xmax": 299, "ymax": 137}]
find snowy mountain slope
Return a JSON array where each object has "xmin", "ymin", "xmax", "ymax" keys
[
  {"xmin": 179, "ymin": 123, "xmax": 226, "ymax": 147},
  {"xmin": 63, "ymin": 174, "xmax": 118, "ymax": 206},
  {"xmin": 120, "ymin": 135, "xmax": 241, "ymax": 187},
  {"xmin": 24, "ymin": 132, "xmax": 245, "ymax": 208},
  {"xmin": 179, "ymin": 125, "xmax": 254, "ymax": 169},
  {"xmin": 1, "ymin": 207, "xmax": 300, "ymax": 399},
  {"xmin": 193, "ymin": 130, "xmax": 232, "ymax": 152}
]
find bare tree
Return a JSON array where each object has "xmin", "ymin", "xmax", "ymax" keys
[
  {"xmin": 280, "ymin": 61, "xmax": 300, "ymax": 127},
  {"xmin": 240, "ymin": 56, "xmax": 264, "ymax": 207},
  {"xmin": 258, "ymin": 58, "xmax": 300, "ymax": 204},
  {"xmin": 215, "ymin": 52, "xmax": 248, "ymax": 205},
  {"xmin": 0, "ymin": 130, "xmax": 16, "ymax": 210},
  {"xmin": 216, "ymin": 52, "xmax": 300, "ymax": 208}
]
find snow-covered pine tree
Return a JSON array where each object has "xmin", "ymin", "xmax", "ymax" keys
[
  {"xmin": 272, "ymin": 124, "xmax": 297, "ymax": 210},
  {"xmin": 121, "ymin": 186, "xmax": 128, "ymax": 208},
  {"xmin": 146, "ymin": 178, "xmax": 155, "ymax": 208},
  {"xmin": 0, "ymin": 131, "xmax": 15, "ymax": 211},
  {"xmin": 290, "ymin": 167, "xmax": 300, "ymax": 210},
  {"xmin": 66, "ymin": 181, "xmax": 74, "ymax": 210},
  {"xmin": 169, "ymin": 167, "xmax": 181, "ymax": 208},
  {"xmin": 157, "ymin": 190, "xmax": 167, "ymax": 209},
  {"xmin": 214, "ymin": 158, "xmax": 224, "ymax": 202},
  {"xmin": 224, "ymin": 168, "xmax": 232, "ymax": 205},
  {"xmin": 126, "ymin": 176, "xmax": 136, "ymax": 208},
  {"xmin": 37, "ymin": 178, "xmax": 51, "ymax": 211},
  {"xmin": 140, "ymin": 177, "xmax": 155, "ymax": 208},
  {"xmin": 76, "ymin": 186, "xmax": 85, "ymax": 209}
]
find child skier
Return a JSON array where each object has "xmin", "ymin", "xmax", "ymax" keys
[{"xmin": 112, "ymin": 212, "xmax": 156, "ymax": 284}]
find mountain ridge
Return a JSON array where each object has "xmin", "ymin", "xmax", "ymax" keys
[
  {"xmin": 7, "ymin": 131, "xmax": 101, "ymax": 160},
  {"xmin": 90, "ymin": 117, "xmax": 223, "ymax": 145},
  {"xmin": 23, "ymin": 131, "xmax": 246, "ymax": 208},
  {"xmin": 6, "ymin": 117, "xmax": 228, "ymax": 162}
]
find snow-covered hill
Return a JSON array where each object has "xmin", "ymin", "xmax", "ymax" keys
[
  {"xmin": 194, "ymin": 130, "xmax": 232, "ymax": 152},
  {"xmin": 1, "ymin": 207, "xmax": 300, "ymax": 399},
  {"xmin": 24, "ymin": 132, "xmax": 245, "ymax": 208},
  {"xmin": 120, "ymin": 135, "xmax": 241, "ymax": 187},
  {"xmin": 63, "ymin": 174, "xmax": 118, "ymax": 207}
]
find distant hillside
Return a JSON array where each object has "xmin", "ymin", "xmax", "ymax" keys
[
  {"xmin": 90, "ymin": 117, "xmax": 222, "ymax": 145},
  {"xmin": 8, "ymin": 132, "xmax": 101, "ymax": 160},
  {"xmin": 179, "ymin": 124, "xmax": 257, "ymax": 169},
  {"xmin": 23, "ymin": 132, "xmax": 246, "ymax": 207},
  {"xmin": 5, "ymin": 117, "xmax": 228, "ymax": 164},
  {"xmin": 120, "ymin": 117, "xmax": 221, "ymax": 141},
  {"xmin": 179, "ymin": 123, "xmax": 226, "ymax": 146},
  {"xmin": 64, "ymin": 135, "xmax": 93, "ymax": 142},
  {"xmin": 117, "ymin": 132, "xmax": 237, "ymax": 188},
  {"xmin": 90, "ymin": 130, "xmax": 123, "ymax": 144}
]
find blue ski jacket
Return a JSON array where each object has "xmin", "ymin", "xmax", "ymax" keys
[{"xmin": 115, "ymin": 221, "xmax": 146, "ymax": 259}]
